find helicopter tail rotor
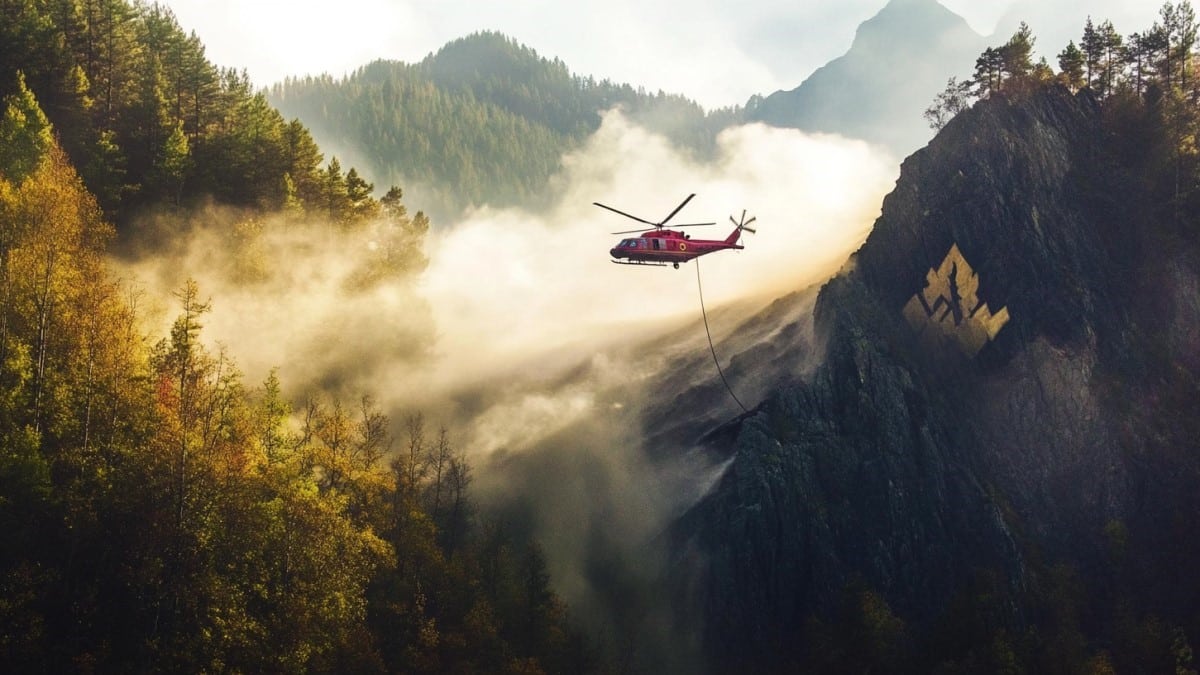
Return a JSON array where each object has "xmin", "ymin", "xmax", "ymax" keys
[{"xmin": 730, "ymin": 210, "xmax": 757, "ymax": 234}]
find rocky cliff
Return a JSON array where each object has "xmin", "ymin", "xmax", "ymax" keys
[{"xmin": 672, "ymin": 85, "xmax": 1200, "ymax": 671}]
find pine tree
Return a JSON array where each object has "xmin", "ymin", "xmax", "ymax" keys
[
  {"xmin": 1097, "ymin": 20, "xmax": 1124, "ymax": 97},
  {"xmin": 1082, "ymin": 17, "xmax": 1104, "ymax": 88},
  {"xmin": 345, "ymin": 167, "xmax": 378, "ymax": 223},
  {"xmin": 974, "ymin": 47, "xmax": 1004, "ymax": 96},
  {"xmin": 0, "ymin": 72, "xmax": 54, "ymax": 184},
  {"xmin": 1001, "ymin": 22, "xmax": 1036, "ymax": 83},
  {"xmin": 1171, "ymin": 1, "xmax": 1198, "ymax": 88},
  {"xmin": 282, "ymin": 119, "xmax": 324, "ymax": 209},
  {"xmin": 322, "ymin": 157, "xmax": 350, "ymax": 223},
  {"xmin": 150, "ymin": 120, "xmax": 190, "ymax": 205},
  {"xmin": 1058, "ymin": 41, "xmax": 1087, "ymax": 92}
]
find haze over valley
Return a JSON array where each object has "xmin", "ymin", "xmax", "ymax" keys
[{"xmin": 3, "ymin": 0, "xmax": 1200, "ymax": 672}]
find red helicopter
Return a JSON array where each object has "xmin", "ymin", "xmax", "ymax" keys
[{"xmin": 596, "ymin": 193, "xmax": 756, "ymax": 269}]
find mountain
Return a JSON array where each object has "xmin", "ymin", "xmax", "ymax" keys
[
  {"xmin": 747, "ymin": 0, "xmax": 986, "ymax": 157},
  {"xmin": 268, "ymin": 32, "xmax": 740, "ymax": 221},
  {"xmin": 268, "ymin": 1, "xmax": 989, "ymax": 220},
  {"xmin": 668, "ymin": 84, "xmax": 1200, "ymax": 671}
]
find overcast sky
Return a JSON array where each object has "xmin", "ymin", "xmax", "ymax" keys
[{"xmin": 160, "ymin": 0, "xmax": 1162, "ymax": 109}]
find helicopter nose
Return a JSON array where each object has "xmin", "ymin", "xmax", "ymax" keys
[{"xmin": 610, "ymin": 248, "xmax": 622, "ymax": 259}]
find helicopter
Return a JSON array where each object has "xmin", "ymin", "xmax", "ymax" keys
[{"xmin": 595, "ymin": 193, "xmax": 756, "ymax": 269}]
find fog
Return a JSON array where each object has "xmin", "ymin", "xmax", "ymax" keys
[
  {"xmin": 424, "ymin": 111, "xmax": 894, "ymax": 396},
  {"xmin": 124, "ymin": 109, "xmax": 893, "ymax": 438},
  {"xmin": 119, "ymin": 109, "xmax": 898, "ymax": 663}
]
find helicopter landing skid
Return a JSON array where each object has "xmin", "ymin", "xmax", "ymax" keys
[{"xmin": 611, "ymin": 260, "xmax": 682, "ymax": 268}]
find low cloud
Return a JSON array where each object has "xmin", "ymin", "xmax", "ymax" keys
[
  {"xmin": 119, "ymin": 107, "xmax": 897, "ymax": 471},
  {"xmin": 116, "ymin": 111, "xmax": 898, "ymax": 662}
]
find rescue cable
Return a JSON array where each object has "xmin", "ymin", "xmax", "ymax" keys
[{"xmin": 695, "ymin": 257, "xmax": 749, "ymax": 414}]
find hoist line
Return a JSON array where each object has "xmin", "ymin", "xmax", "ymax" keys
[{"xmin": 695, "ymin": 257, "xmax": 749, "ymax": 414}]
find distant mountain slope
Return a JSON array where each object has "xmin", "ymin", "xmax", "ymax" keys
[
  {"xmin": 747, "ymin": 0, "xmax": 985, "ymax": 157},
  {"xmin": 268, "ymin": 32, "xmax": 740, "ymax": 221}
]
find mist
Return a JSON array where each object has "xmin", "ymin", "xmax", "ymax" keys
[
  {"xmin": 425, "ymin": 111, "xmax": 894, "ymax": 385},
  {"xmin": 117, "ymin": 109, "xmax": 898, "ymax": 664}
]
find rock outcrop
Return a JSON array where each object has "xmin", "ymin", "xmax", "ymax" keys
[{"xmin": 672, "ymin": 85, "xmax": 1200, "ymax": 670}]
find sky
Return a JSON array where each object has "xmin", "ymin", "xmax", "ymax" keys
[{"xmin": 160, "ymin": 0, "xmax": 1162, "ymax": 109}]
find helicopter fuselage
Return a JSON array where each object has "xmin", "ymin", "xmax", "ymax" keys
[{"xmin": 609, "ymin": 228, "xmax": 743, "ymax": 267}]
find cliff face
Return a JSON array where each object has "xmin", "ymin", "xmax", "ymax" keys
[{"xmin": 673, "ymin": 86, "xmax": 1200, "ymax": 669}]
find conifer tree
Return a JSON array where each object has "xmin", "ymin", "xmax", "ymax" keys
[
  {"xmin": 1082, "ymin": 17, "xmax": 1104, "ymax": 87},
  {"xmin": 0, "ymin": 72, "xmax": 53, "ymax": 184},
  {"xmin": 1058, "ymin": 41, "xmax": 1087, "ymax": 92},
  {"xmin": 1171, "ymin": 1, "xmax": 1198, "ymax": 88},
  {"xmin": 1097, "ymin": 20, "xmax": 1124, "ymax": 97},
  {"xmin": 1001, "ymin": 22, "xmax": 1036, "ymax": 83}
]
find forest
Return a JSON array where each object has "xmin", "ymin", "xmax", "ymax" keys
[
  {"xmin": 268, "ymin": 31, "xmax": 742, "ymax": 219},
  {"xmin": 1, "ymin": 0, "xmax": 590, "ymax": 672}
]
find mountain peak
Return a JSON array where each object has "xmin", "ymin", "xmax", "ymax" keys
[
  {"xmin": 747, "ymin": 0, "xmax": 984, "ymax": 157},
  {"xmin": 850, "ymin": 0, "xmax": 977, "ymax": 51}
]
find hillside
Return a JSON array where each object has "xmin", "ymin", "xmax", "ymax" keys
[
  {"xmin": 746, "ymin": 0, "xmax": 985, "ymax": 157},
  {"xmin": 668, "ymin": 82, "xmax": 1200, "ymax": 671},
  {"xmin": 268, "ymin": 32, "xmax": 741, "ymax": 220},
  {"xmin": 0, "ymin": 3, "xmax": 591, "ymax": 672},
  {"xmin": 0, "ymin": 1, "xmax": 398, "ymax": 237}
]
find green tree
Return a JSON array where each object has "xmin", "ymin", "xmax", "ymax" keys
[
  {"xmin": 1140, "ymin": 24, "xmax": 1172, "ymax": 92},
  {"xmin": 1001, "ymin": 22, "xmax": 1036, "ymax": 83},
  {"xmin": 1097, "ymin": 20, "xmax": 1125, "ymax": 97},
  {"xmin": 0, "ymin": 72, "xmax": 53, "ymax": 184},
  {"xmin": 149, "ymin": 119, "xmax": 190, "ymax": 204},
  {"xmin": 345, "ymin": 166, "xmax": 378, "ymax": 223},
  {"xmin": 1082, "ymin": 17, "xmax": 1104, "ymax": 88},
  {"xmin": 1156, "ymin": 2, "xmax": 1199, "ymax": 89},
  {"xmin": 1170, "ymin": 1, "xmax": 1198, "ymax": 88},
  {"xmin": 974, "ymin": 47, "xmax": 1004, "ymax": 96},
  {"xmin": 281, "ymin": 119, "xmax": 324, "ymax": 209},
  {"xmin": 1058, "ymin": 41, "xmax": 1087, "ymax": 92},
  {"xmin": 322, "ymin": 157, "xmax": 350, "ymax": 223},
  {"xmin": 924, "ymin": 77, "xmax": 974, "ymax": 130}
]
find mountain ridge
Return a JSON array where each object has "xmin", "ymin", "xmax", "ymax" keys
[
  {"xmin": 270, "ymin": 1, "xmax": 992, "ymax": 221},
  {"xmin": 268, "ymin": 31, "xmax": 737, "ymax": 221}
]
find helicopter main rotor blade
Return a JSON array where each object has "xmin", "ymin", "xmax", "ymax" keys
[
  {"xmin": 658, "ymin": 193, "xmax": 696, "ymax": 227},
  {"xmin": 609, "ymin": 222, "xmax": 716, "ymax": 235},
  {"xmin": 594, "ymin": 202, "xmax": 657, "ymax": 226}
]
